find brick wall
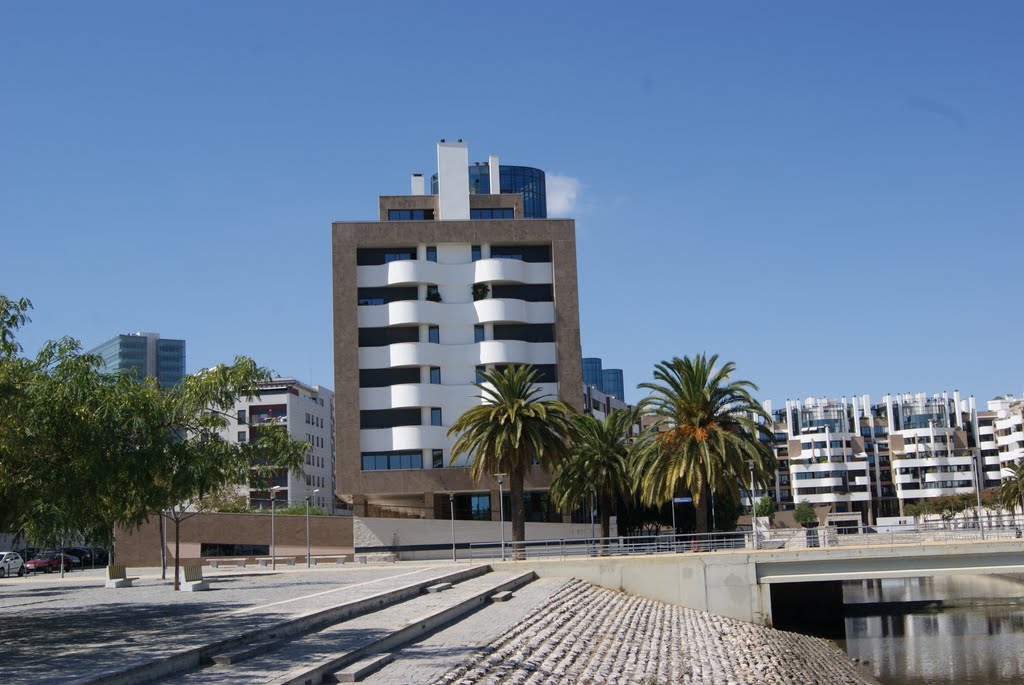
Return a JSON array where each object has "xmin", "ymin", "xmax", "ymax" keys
[{"xmin": 115, "ymin": 512, "xmax": 354, "ymax": 566}]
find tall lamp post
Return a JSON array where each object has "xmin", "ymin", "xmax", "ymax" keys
[
  {"xmin": 495, "ymin": 473, "xmax": 507, "ymax": 561},
  {"xmin": 306, "ymin": 488, "xmax": 320, "ymax": 568},
  {"xmin": 270, "ymin": 485, "xmax": 284, "ymax": 570},
  {"xmin": 449, "ymin": 493, "xmax": 457, "ymax": 561}
]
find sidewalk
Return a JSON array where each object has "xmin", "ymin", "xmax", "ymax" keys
[{"xmin": 0, "ymin": 562, "xmax": 466, "ymax": 684}]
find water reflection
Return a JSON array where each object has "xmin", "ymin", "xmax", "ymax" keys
[{"xmin": 841, "ymin": 575, "xmax": 1024, "ymax": 685}]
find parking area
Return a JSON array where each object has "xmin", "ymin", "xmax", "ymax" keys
[{"xmin": 0, "ymin": 562, "xmax": 464, "ymax": 684}]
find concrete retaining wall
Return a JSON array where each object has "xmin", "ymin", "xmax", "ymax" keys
[{"xmin": 355, "ymin": 516, "xmax": 614, "ymax": 560}]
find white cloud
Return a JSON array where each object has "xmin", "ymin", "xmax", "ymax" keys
[{"xmin": 546, "ymin": 174, "xmax": 581, "ymax": 217}]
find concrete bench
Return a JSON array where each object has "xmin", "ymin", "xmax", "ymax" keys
[
  {"xmin": 490, "ymin": 590, "xmax": 514, "ymax": 602},
  {"xmin": 335, "ymin": 653, "xmax": 394, "ymax": 683},
  {"xmin": 354, "ymin": 553, "xmax": 396, "ymax": 564},
  {"xmin": 256, "ymin": 557, "xmax": 295, "ymax": 568},
  {"xmin": 105, "ymin": 564, "xmax": 139, "ymax": 589},
  {"xmin": 179, "ymin": 564, "xmax": 209, "ymax": 592},
  {"xmin": 208, "ymin": 558, "xmax": 247, "ymax": 569},
  {"xmin": 310, "ymin": 555, "xmax": 347, "ymax": 566}
]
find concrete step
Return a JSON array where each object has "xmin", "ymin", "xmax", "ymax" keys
[
  {"xmin": 82, "ymin": 565, "xmax": 492, "ymax": 685},
  {"xmin": 490, "ymin": 590, "xmax": 513, "ymax": 602},
  {"xmin": 425, "ymin": 582, "xmax": 452, "ymax": 593},
  {"xmin": 196, "ymin": 570, "xmax": 537, "ymax": 685},
  {"xmin": 331, "ymin": 653, "xmax": 394, "ymax": 683}
]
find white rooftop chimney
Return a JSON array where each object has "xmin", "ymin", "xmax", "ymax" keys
[
  {"xmin": 488, "ymin": 154, "xmax": 500, "ymax": 195},
  {"xmin": 437, "ymin": 140, "xmax": 470, "ymax": 220},
  {"xmin": 410, "ymin": 173, "xmax": 425, "ymax": 195}
]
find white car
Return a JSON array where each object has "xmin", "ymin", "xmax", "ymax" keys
[{"xmin": 0, "ymin": 551, "xmax": 26, "ymax": 578}]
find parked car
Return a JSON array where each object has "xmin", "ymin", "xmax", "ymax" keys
[
  {"xmin": 24, "ymin": 551, "xmax": 71, "ymax": 574},
  {"xmin": 0, "ymin": 551, "xmax": 26, "ymax": 578}
]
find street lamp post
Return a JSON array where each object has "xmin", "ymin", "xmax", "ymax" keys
[
  {"xmin": 449, "ymin": 493, "xmax": 456, "ymax": 561},
  {"xmin": 495, "ymin": 474, "xmax": 507, "ymax": 561},
  {"xmin": 306, "ymin": 488, "xmax": 320, "ymax": 568},
  {"xmin": 270, "ymin": 486, "xmax": 284, "ymax": 570}
]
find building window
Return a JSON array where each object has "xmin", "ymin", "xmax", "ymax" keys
[
  {"xmin": 237, "ymin": 409, "xmax": 246, "ymax": 424},
  {"xmin": 490, "ymin": 245, "xmax": 551, "ymax": 262},
  {"xmin": 387, "ymin": 209, "xmax": 434, "ymax": 221},
  {"xmin": 361, "ymin": 451, "xmax": 423, "ymax": 471},
  {"xmin": 426, "ymin": 246, "xmax": 437, "ymax": 262},
  {"xmin": 429, "ymin": 367, "xmax": 441, "ymax": 384},
  {"xmin": 428, "ymin": 326, "xmax": 440, "ymax": 344},
  {"xmin": 356, "ymin": 247, "xmax": 417, "ymax": 265},
  {"xmin": 431, "ymin": 408, "xmax": 442, "ymax": 426},
  {"xmin": 474, "ymin": 325, "xmax": 485, "ymax": 343},
  {"xmin": 475, "ymin": 365, "xmax": 487, "ymax": 383},
  {"xmin": 432, "ymin": 449, "xmax": 444, "ymax": 469},
  {"xmin": 471, "ymin": 245, "xmax": 481, "ymax": 261},
  {"xmin": 470, "ymin": 208, "xmax": 514, "ymax": 219},
  {"xmin": 426, "ymin": 285, "xmax": 441, "ymax": 302},
  {"xmin": 237, "ymin": 431, "xmax": 247, "ymax": 443}
]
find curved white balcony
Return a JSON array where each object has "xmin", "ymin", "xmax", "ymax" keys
[
  {"xmin": 360, "ymin": 384, "xmax": 449, "ymax": 410},
  {"xmin": 358, "ymin": 259, "xmax": 553, "ymax": 289},
  {"xmin": 360, "ymin": 426, "xmax": 451, "ymax": 453},
  {"xmin": 358, "ymin": 299, "xmax": 555, "ymax": 328},
  {"xmin": 358, "ymin": 341, "xmax": 557, "ymax": 370},
  {"xmin": 473, "ymin": 258, "xmax": 552, "ymax": 285},
  {"xmin": 892, "ymin": 455, "xmax": 973, "ymax": 470}
]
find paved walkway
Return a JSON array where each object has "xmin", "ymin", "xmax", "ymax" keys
[{"xmin": 0, "ymin": 562, "xmax": 468, "ymax": 684}]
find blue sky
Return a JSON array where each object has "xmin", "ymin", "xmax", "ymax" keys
[{"xmin": 2, "ymin": 2, "xmax": 1022, "ymax": 406}]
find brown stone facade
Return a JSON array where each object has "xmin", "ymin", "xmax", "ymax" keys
[
  {"xmin": 114, "ymin": 512, "xmax": 354, "ymax": 566},
  {"xmin": 331, "ymin": 199, "xmax": 583, "ymax": 519}
]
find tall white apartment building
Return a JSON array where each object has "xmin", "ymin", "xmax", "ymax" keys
[
  {"xmin": 977, "ymin": 395, "xmax": 1024, "ymax": 485},
  {"xmin": 218, "ymin": 378, "xmax": 336, "ymax": 513},
  {"xmin": 332, "ymin": 140, "xmax": 583, "ymax": 521}
]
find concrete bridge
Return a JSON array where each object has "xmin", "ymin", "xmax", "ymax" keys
[{"xmin": 495, "ymin": 538, "xmax": 1024, "ymax": 634}]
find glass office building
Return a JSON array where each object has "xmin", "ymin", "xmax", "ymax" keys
[
  {"xmin": 88, "ymin": 332, "xmax": 186, "ymax": 387},
  {"xmin": 602, "ymin": 369, "xmax": 625, "ymax": 402},
  {"xmin": 431, "ymin": 163, "xmax": 547, "ymax": 218},
  {"xmin": 582, "ymin": 357, "xmax": 604, "ymax": 390}
]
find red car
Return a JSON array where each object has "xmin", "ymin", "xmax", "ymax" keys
[{"xmin": 25, "ymin": 552, "xmax": 71, "ymax": 574}]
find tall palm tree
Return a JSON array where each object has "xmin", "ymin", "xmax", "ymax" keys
[
  {"xmin": 635, "ymin": 354, "xmax": 775, "ymax": 534},
  {"xmin": 549, "ymin": 408, "xmax": 648, "ymax": 540},
  {"xmin": 448, "ymin": 364, "xmax": 575, "ymax": 547},
  {"xmin": 999, "ymin": 460, "xmax": 1024, "ymax": 516}
]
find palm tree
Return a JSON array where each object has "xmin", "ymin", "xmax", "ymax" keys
[
  {"xmin": 549, "ymin": 408, "xmax": 647, "ymax": 540},
  {"xmin": 634, "ymin": 354, "xmax": 775, "ymax": 534},
  {"xmin": 448, "ymin": 364, "xmax": 575, "ymax": 548},
  {"xmin": 999, "ymin": 460, "xmax": 1024, "ymax": 517}
]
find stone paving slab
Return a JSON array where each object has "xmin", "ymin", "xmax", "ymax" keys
[{"xmin": 0, "ymin": 562, "xmax": 470, "ymax": 685}]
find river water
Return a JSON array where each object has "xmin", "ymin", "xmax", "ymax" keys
[{"xmin": 839, "ymin": 575, "xmax": 1024, "ymax": 685}]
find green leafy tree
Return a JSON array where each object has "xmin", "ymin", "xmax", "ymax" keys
[
  {"xmin": 155, "ymin": 360, "xmax": 308, "ymax": 589},
  {"xmin": 793, "ymin": 500, "xmax": 817, "ymax": 527},
  {"xmin": 448, "ymin": 364, "xmax": 574, "ymax": 551},
  {"xmin": 754, "ymin": 496, "xmax": 776, "ymax": 520},
  {"xmin": 549, "ymin": 408, "xmax": 647, "ymax": 540},
  {"xmin": 634, "ymin": 354, "xmax": 776, "ymax": 533}
]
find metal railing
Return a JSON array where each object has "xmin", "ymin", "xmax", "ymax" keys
[{"xmin": 467, "ymin": 518, "xmax": 1024, "ymax": 562}]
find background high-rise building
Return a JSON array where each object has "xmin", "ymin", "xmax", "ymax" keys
[
  {"xmin": 431, "ymin": 160, "xmax": 547, "ymax": 218},
  {"xmin": 582, "ymin": 356, "xmax": 625, "ymax": 401},
  {"xmin": 333, "ymin": 140, "xmax": 582, "ymax": 521},
  {"xmin": 88, "ymin": 331, "xmax": 186, "ymax": 387}
]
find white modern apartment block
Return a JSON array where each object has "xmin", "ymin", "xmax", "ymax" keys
[
  {"xmin": 978, "ymin": 395, "xmax": 1024, "ymax": 483},
  {"xmin": 763, "ymin": 391, "xmax": 985, "ymax": 522},
  {"xmin": 218, "ymin": 378, "xmax": 336, "ymax": 513},
  {"xmin": 332, "ymin": 140, "xmax": 583, "ymax": 521}
]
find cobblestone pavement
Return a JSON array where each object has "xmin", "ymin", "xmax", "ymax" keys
[
  {"xmin": 364, "ymin": 577, "xmax": 573, "ymax": 685},
  {"xmin": 429, "ymin": 579, "xmax": 876, "ymax": 685},
  {"xmin": 0, "ymin": 562, "xmax": 467, "ymax": 684}
]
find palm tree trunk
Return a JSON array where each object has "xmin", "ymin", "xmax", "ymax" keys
[
  {"xmin": 510, "ymin": 463, "xmax": 525, "ymax": 559},
  {"xmin": 599, "ymin": 490, "xmax": 613, "ymax": 539},
  {"xmin": 695, "ymin": 483, "xmax": 710, "ymax": 534}
]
